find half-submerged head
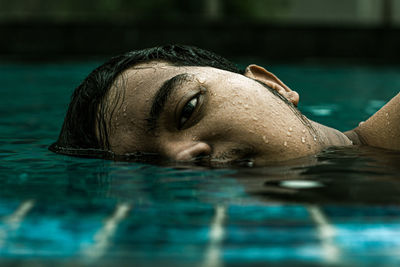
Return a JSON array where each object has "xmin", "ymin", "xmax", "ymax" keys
[{"xmin": 50, "ymin": 44, "xmax": 350, "ymax": 166}]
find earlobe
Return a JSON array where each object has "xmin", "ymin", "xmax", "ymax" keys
[{"xmin": 244, "ymin": 64, "xmax": 300, "ymax": 106}]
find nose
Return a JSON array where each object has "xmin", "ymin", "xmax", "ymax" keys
[{"xmin": 167, "ymin": 142, "xmax": 212, "ymax": 161}]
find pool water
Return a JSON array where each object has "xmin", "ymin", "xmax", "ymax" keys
[{"xmin": 1, "ymin": 61, "xmax": 400, "ymax": 266}]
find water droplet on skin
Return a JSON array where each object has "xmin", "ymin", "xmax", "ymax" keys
[
  {"xmin": 358, "ymin": 121, "xmax": 365, "ymax": 127},
  {"xmin": 386, "ymin": 113, "xmax": 390, "ymax": 125},
  {"xmin": 313, "ymin": 136, "xmax": 317, "ymax": 141},
  {"xmin": 287, "ymin": 132, "xmax": 291, "ymax": 137},
  {"xmin": 302, "ymin": 129, "xmax": 306, "ymax": 134},
  {"xmin": 253, "ymin": 117, "xmax": 258, "ymax": 121},
  {"xmin": 262, "ymin": 135, "xmax": 269, "ymax": 144},
  {"xmin": 284, "ymin": 141, "xmax": 288, "ymax": 147},
  {"xmin": 288, "ymin": 127, "xmax": 293, "ymax": 132},
  {"xmin": 301, "ymin": 137, "xmax": 306, "ymax": 143}
]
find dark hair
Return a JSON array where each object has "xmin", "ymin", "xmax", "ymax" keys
[{"xmin": 49, "ymin": 44, "xmax": 242, "ymax": 159}]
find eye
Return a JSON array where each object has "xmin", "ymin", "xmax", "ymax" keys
[{"xmin": 179, "ymin": 95, "xmax": 199, "ymax": 129}]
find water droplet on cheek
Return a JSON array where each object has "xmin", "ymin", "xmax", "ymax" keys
[
  {"xmin": 358, "ymin": 121, "xmax": 365, "ymax": 127},
  {"xmin": 302, "ymin": 129, "xmax": 306, "ymax": 134},
  {"xmin": 287, "ymin": 132, "xmax": 291, "ymax": 137},
  {"xmin": 262, "ymin": 135, "xmax": 269, "ymax": 144},
  {"xmin": 288, "ymin": 127, "xmax": 293, "ymax": 132},
  {"xmin": 301, "ymin": 136, "xmax": 306, "ymax": 143},
  {"xmin": 283, "ymin": 141, "xmax": 288, "ymax": 147}
]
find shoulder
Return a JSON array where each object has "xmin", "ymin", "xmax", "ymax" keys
[{"xmin": 345, "ymin": 93, "xmax": 400, "ymax": 150}]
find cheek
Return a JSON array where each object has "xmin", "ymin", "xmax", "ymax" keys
[
  {"xmin": 197, "ymin": 104, "xmax": 263, "ymax": 144},
  {"xmin": 201, "ymin": 92, "xmax": 304, "ymax": 154},
  {"xmin": 208, "ymin": 89, "xmax": 280, "ymax": 129}
]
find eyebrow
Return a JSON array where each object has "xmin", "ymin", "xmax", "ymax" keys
[{"xmin": 146, "ymin": 73, "xmax": 191, "ymax": 133}]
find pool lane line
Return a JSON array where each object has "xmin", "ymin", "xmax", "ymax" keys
[
  {"xmin": 201, "ymin": 205, "xmax": 227, "ymax": 267},
  {"xmin": 82, "ymin": 202, "xmax": 131, "ymax": 260},
  {"xmin": 0, "ymin": 200, "xmax": 35, "ymax": 249},
  {"xmin": 307, "ymin": 205, "xmax": 341, "ymax": 263}
]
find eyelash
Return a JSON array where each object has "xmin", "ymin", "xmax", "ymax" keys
[{"xmin": 178, "ymin": 94, "xmax": 200, "ymax": 129}]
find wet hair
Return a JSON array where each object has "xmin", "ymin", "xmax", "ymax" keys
[{"xmin": 49, "ymin": 44, "xmax": 242, "ymax": 159}]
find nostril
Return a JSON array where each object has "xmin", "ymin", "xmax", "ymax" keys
[{"xmin": 175, "ymin": 142, "xmax": 211, "ymax": 161}]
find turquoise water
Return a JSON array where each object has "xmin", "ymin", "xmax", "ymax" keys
[{"xmin": 1, "ymin": 61, "xmax": 400, "ymax": 266}]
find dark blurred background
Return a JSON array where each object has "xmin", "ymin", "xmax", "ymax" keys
[{"xmin": 1, "ymin": 0, "xmax": 399, "ymax": 62}]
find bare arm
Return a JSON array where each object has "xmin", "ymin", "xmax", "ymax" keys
[{"xmin": 344, "ymin": 93, "xmax": 400, "ymax": 150}]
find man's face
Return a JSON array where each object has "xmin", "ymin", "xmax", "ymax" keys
[{"xmin": 105, "ymin": 61, "xmax": 322, "ymax": 166}]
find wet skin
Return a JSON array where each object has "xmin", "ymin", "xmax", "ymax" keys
[{"xmin": 104, "ymin": 61, "xmax": 353, "ymax": 166}]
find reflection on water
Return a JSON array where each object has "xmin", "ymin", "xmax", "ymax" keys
[
  {"xmin": 239, "ymin": 146, "xmax": 400, "ymax": 205},
  {"xmin": 1, "ymin": 62, "xmax": 400, "ymax": 266}
]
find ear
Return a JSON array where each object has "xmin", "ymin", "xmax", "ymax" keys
[{"xmin": 244, "ymin": 64, "xmax": 299, "ymax": 106}]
